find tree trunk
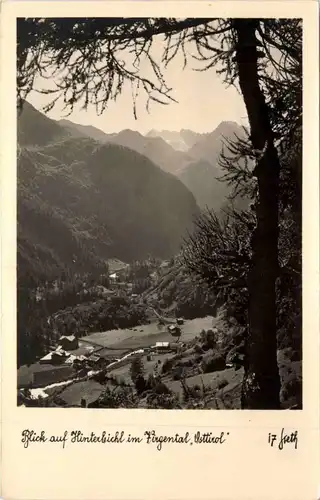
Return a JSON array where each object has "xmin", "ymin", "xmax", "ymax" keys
[{"xmin": 233, "ymin": 19, "xmax": 281, "ymax": 409}]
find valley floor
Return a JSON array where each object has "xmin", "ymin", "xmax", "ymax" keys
[{"xmin": 18, "ymin": 314, "xmax": 302, "ymax": 410}]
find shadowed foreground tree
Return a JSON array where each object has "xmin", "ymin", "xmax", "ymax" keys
[
  {"xmin": 17, "ymin": 17, "xmax": 302, "ymax": 409},
  {"xmin": 182, "ymin": 18, "xmax": 301, "ymax": 408},
  {"xmin": 231, "ymin": 19, "xmax": 282, "ymax": 408}
]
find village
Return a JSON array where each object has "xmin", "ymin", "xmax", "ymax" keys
[
  {"xmin": 18, "ymin": 252, "xmax": 250, "ymax": 409},
  {"xmin": 15, "ymin": 16, "xmax": 303, "ymax": 416},
  {"xmin": 17, "ymin": 247, "xmax": 263, "ymax": 410},
  {"xmin": 18, "ymin": 318, "xmax": 184, "ymax": 382},
  {"xmin": 17, "ymin": 316, "xmax": 213, "ymax": 406},
  {"xmin": 17, "ymin": 254, "xmax": 300, "ymax": 410}
]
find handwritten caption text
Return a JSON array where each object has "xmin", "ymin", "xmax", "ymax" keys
[{"xmin": 21, "ymin": 429, "xmax": 230, "ymax": 451}]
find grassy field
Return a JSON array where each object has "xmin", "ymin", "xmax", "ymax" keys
[
  {"xmin": 164, "ymin": 366, "xmax": 244, "ymax": 409},
  {"xmin": 109, "ymin": 352, "xmax": 177, "ymax": 383},
  {"xmin": 80, "ymin": 316, "xmax": 215, "ymax": 350},
  {"xmin": 59, "ymin": 380, "xmax": 105, "ymax": 406},
  {"xmin": 166, "ymin": 367, "xmax": 242, "ymax": 395}
]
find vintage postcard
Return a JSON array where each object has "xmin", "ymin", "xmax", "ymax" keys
[{"xmin": 1, "ymin": 1, "xmax": 319, "ymax": 499}]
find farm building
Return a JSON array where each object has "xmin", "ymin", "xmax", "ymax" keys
[
  {"xmin": 87, "ymin": 354, "xmax": 107, "ymax": 369},
  {"xmin": 154, "ymin": 342, "xmax": 170, "ymax": 352},
  {"xmin": 59, "ymin": 335, "xmax": 79, "ymax": 351},
  {"xmin": 62, "ymin": 343, "xmax": 96, "ymax": 357},
  {"xmin": 168, "ymin": 325, "xmax": 181, "ymax": 337},
  {"xmin": 39, "ymin": 350, "xmax": 67, "ymax": 365},
  {"xmin": 65, "ymin": 354, "xmax": 87, "ymax": 365}
]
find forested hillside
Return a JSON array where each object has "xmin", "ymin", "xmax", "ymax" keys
[{"xmin": 18, "ymin": 103, "xmax": 200, "ymax": 283}]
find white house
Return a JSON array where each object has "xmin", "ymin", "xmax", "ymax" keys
[{"xmin": 154, "ymin": 342, "xmax": 170, "ymax": 352}]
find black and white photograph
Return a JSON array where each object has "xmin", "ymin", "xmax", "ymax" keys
[{"xmin": 17, "ymin": 16, "xmax": 302, "ymax": 410}]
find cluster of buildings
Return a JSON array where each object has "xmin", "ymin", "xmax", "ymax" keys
[
  {"xmin": 19, "ymin": 336, "xmax": 180, "ymax": 390},
  {"xmin": 39, "ymin": 335, "xmax": 86, "ymax": 366},
  {"xmin": 19, "ymin": 312, "xmax": 186, "ymax": 392},
  {"xmin": 18, "ymin": 335, "xmax": 117, "ymax": 390},
  {"xmin": 39, "ymin": 335, "xmax": 117, "ymax": 370},
  {"xmin": 108, "ymin": 268, "xmax": 140, "ymax": 298}
]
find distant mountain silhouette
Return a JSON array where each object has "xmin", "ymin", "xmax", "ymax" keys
[
  {"xmin": 59, "ymin": 117, "xmax": 248, "ymax": 213},
  {"xmin": 111, "ymin": 130, "xmax": 196, "ymax": 174},
  {"xmin": 18, "ymin": 102, "xmax": 200, "ymax": 282},
  {"xmin": 18, "ymin": 101, "xmax": 69, "ymax": 147},
  {"xmin": 174, "ymin": 123, "xmax": 248, "ymax": 211},
  {"xmin": 188, "ymin": 121, "xmax": 244, "ymax": 164},
  {"xmin": 180, "ymin": 129, "xmax": 206, "ymax": 149},
  {"xmin": 146, "ymin": 129, "xmax": 208, "ymax": 151},
  {"xmin": 146, "ymin": 129, "xmax": 189, "ymax": 152},
  {"xmin": 59, "ymin": 119, "xmax": 112, "ymax": 142},
  {"xmin": 59, "ymin": 120, "xmax": 192, "ymax": 175}
]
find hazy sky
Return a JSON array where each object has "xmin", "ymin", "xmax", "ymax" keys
[{"xmin": 28, "ymin": 37, "xmax": 248, "ymax": 135}]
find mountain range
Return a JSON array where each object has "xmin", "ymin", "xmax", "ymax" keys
[
  {"xmin": 18, "ymin": 101, "xmax": 248, "ymax": 284},
  {"xmin": 59, "ymin": 119, "xmax": 193, "ymax": 175},
  {"xmin": 146, "ymin": 129, "xmax": 203, "ymax": 152},
  {"xmin": 59, "ymin": 117, "xmax": 247, "ymax": 211},
  {"xmin": 18, "ymin": 102, "xmax": 200, "ymax": 283}
]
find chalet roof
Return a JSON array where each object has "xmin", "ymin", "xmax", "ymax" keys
[
  {"xmin": 89, "ymin": 354, "xmax": 103, "ymax": 362},
  {"xmin": 63, "ymin": 345, "xmax": 96, "ymax": 357},
  {"xmin": 65, "ymin": 354, "xmax": 87, "ymax": 364},
  {"xmin": 39, "ymin": 352, "xmax": 54, "ymax": 362},
  {"xmin": 60, "ymin": 335, "xmax": 76, "ymax": 342},
  {"xmin": 40, "ymin": 350, "xmax": 65, "ymax": 362},
  {"xmin": 55, "ymin": 347, "xmax": 67, "ymax": 354},
  {"xmin": 168, "ymin": 325, "xmax": 179, "ymax": 331}
]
